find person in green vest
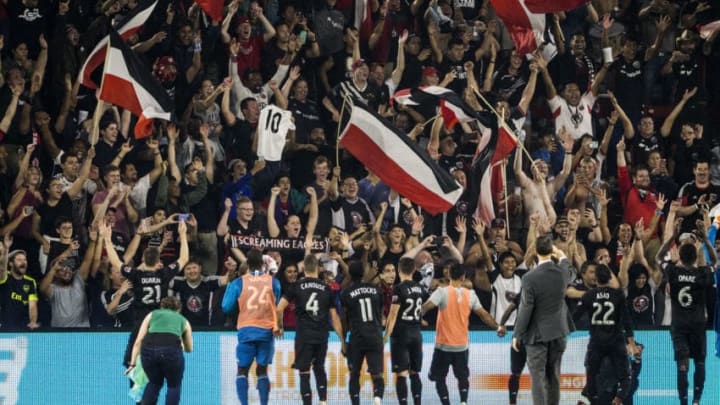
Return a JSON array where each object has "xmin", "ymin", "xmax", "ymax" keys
[{"xmin": 126, "ymin": 296, "xmax": 193, "ymax": 405}]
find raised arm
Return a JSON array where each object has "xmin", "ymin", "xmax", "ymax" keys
[
  {"xmin": 100, "ymin": 220, "xmax": 123, "ymax": 270},
  {"xmin": 177, "ymin": 221, "xmax": 189, "ymax": 269},
  {"xmin": 267, "ymin": 187, "xmax": 281, "ymax": 237},
  {"xmin": 660, "ymin": 87, "xmax": 696, "ymax": 137}
]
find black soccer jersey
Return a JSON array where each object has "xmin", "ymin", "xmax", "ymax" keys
[
  {"xmin": 341, "ymin": 282, "xmax": 383, "ymax": 341},
  {"xmin": 283, "ymin": 277, "xmax": 337, "ymax": 343},
  {"xmin": 666, "ymin": 263, "xmax": 713, "ymax": 327},
  {"xmin": 121, "ymin": 262, "xmax": 180, "ymax": 322},
  {"xmin": 580, "ymin": 287, "xmax": 634, "ymax": 343},
  {"xmin": 391, "ymin": 280, "xmax": 425, "ymax": 338},
  {"xmin": 170, "ymin": 276, "xmax": 222, "ymax": 327}
]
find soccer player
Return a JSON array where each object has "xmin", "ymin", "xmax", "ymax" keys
[
  {"xmin": 655, "ymin": 221, "xmax": 717, "ymax": 405},
  {"xmin": 341, "ymin": 261, "xmax": 384, "ymax": 405},
  {"xmin": 421, "ymin": 261, "xmax": 505, "ymax": 405},
  {"xmin": 498, "ymin": 291, "xmax": 525, "ymax": 405},
  {"xmin": 101, "ymin": 220, "xmax": 189, "ymax": 369},
  {"xmin": 383, "ymin": 257, "xmax": 425, "ymax": 405},
  {"xmin": 222, "ymin": 249, "xmax": 282, "ymax": 405},
  {"xmin": 575, "ymin": 264, "xmax": 636, "ymax": 405},
  {"xmin": 276, "ymin": 255, "xmax": 344, "ymax": 405}
]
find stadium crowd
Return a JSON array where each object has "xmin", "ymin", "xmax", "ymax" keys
[{"xmin": 0, "ymin": 0, "xmax": 719, "ymax": 402}]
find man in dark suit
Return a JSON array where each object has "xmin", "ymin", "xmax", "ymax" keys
[{"xmin": 512, "ymin": 235, "xmax": 575, "ymax": 405}]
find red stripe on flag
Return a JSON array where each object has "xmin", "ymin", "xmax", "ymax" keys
[
  {"xmin": 439, "ymin": 100, "xmax": 458, "ymax": 129},
  {"xmin": 340, "ymin": 124, "xmax": 455, "ymax": 215},
  {"xmin": 98, "ymin": 74, "xmax": 143, "ymax": 116},
  {"xmin": 488, "ymin": 0, "xmax": 543, "ymax": 54},
  {"xmin": 195, "ymin": 0, "xmax": 223, "ymax": 21},
  {"xmin": 490, "ymin": 126, "xmax": 519, "ymax": 164}
]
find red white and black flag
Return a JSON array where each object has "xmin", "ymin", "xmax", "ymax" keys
[
  {"xmin": 408, "ymin": 86, "xmax": 498, "ymax": 130},
  {"xmin": 79, "ymin": 0, "xmax": 159, "ymax": 89},
  {"xmin": 470, "ymin": 116, "xmax": 519, "ymax": 225},
  {"xmin": 99, "ymin": 30, "xmax": 173, "ymax": 138},
  {"xmin": 338, "ymin": 102, "xmax": 463, "ymax": 215}
]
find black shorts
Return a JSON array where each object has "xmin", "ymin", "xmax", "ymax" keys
[
  {"xmin": 347, "ymin": 337, "xmax": 384, "ymax": 375},
  {"xmin": 428, "ymin": 349, "xmax": 469, "ymax": 382},
  {"xmin": 670, "ymin": 325, "xmax": 706, "ymax": 361},
  {"xmin": 293, "ymin": 340, "xmax": 328, "ymax": 371},
  {"xmin": 390, "ymin": 331, "xmax": 423, "ymax": 373}
]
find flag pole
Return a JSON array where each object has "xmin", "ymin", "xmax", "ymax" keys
[
  {"xmin": 502, "ymin": 160, "xmax": 510, "ymax": 237},
  {"xmin": 471, "ymin": 87, "xmax": 535, "ymax": 164},
  {"xmin": 91, "ymin": 38, "xmax": 113, "ymax": 146},
  {"xmin": 422, "ymin": 113, "xmax": 441, "ymax": 127},
  {"xmin": 335, "ymin": 96, "xmax": 351, "ymax": 168}
]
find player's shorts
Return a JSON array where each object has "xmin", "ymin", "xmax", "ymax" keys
[
  {"xmin": 236, "ymin": 338, "xmax": 275, "ymax": 368},
  {"xmin": 390, "ymin": 331, "xmax": 423, "ymax": 373},
  {"xmin": 347, "ymin": 337, "xmax": 384, "ymax": 375},
  {"xmin": 428, "ymin": 348, "xmax": 469, "ymax": 381},
  {"xmin": 671, "ymin": 324, "xmax": 706, "ymax": 361},
  {"xmin": 293, "ymin": 340, "xmax": 328, "ymax": 371}
]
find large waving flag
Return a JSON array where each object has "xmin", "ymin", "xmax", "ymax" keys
[
  {"xmin": 524, "ymin": 0, "xmax": 587, "ymax": 13},
  {"xmin": 470, "ymin": 117, "xmax": 519, "ymax": 224},
  {"xmin": 488, "ymin": 0, "xmax": 546, "ymax": 55},
  {"xmin": 407, "ymin": 86, "xmax": 497, "ymax": 130},
  {"xmin": 79, "ymin": 0, "xmax": 159, "ymax": 89},
  {"xmin": 99, "ymin": 31, "xmax": 173, "ymax": 138},
  {"xmin": 339, "ymin": 103, "xmax": 463, "ymax": 215}
]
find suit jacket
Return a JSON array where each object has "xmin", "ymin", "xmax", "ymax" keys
[{"xmin": 513, "ymin": 259, "xmax": 576, "ymax": 344}]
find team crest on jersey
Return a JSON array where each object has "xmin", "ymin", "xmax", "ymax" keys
[
  {"xmin": 403, "ymin": 210, "xmax": 414, "ymax": 225},
  {"xmin": 350, "ymin": 211, "xmax": 363, "ymax": 229},
  {"xmin": 23, "ymin": 285, "xmax": 30, "ymax": 293},
  {"xmin": 632, "ymin": 295, "xmax": 649, "ymax": 313},
  {"xmin": 187, "ymin": 295, "xmax": 203, "ymax": 313}
]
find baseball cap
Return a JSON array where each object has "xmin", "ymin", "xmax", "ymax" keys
[
  {"xmin": 8, "ymin": 250, "xmax": 27, "ymax": 260},
  {"xmin": 351, "ymin": 59, "xmax": 367, "ymax": 71},
  {"xmin": 237, "ymin": 16, "xmax": 250, "ymax": 24},
  {"xmin": 679, "ymin": 232, "xmax": 697, "ymax": 243},
  {"xmin": 491, "ymin": 218, "xmax": 506, "ymax": 229},
  {"xmin": 227, "ymin": 158, "xmax": 245, "ymax": 170},
  {"xmin": 422, "ymin": 66, "xmax": 439, "ymax": 77}
]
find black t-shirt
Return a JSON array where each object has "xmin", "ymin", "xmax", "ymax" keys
[
  {"xmin": 390, "ymin": 280, "xmax": 425, "ymax": 338},
  {"xmin": 611, "ymin": 57, "xmax": 645, "ymax": 112},
  {"xmin": 170, "ymin": 276, "xmax": 222, "ymax": 326},
  {"xmin": 567, "ymin": 278, "xmax": 591, "ymax": 329},
  {"xmin": 0, "ymin": 274, "xmax": 37, "ymax": 327},
  {"xmin": 666, "ymin": 263, "xmax": 713, "ymax": 327},
  {"xmin": 630, "ymin": 133, "xmax": 665, "ymax": 166},
  {"xmin": 492, "ymin": 68, "xmax": 529, "ymax": 107},
  {"xmin": 330, "ymin": 80, "xmax": 387, "ymax": 112},
  {"xmin": 37, "ymin": 193, "xmax": 74, "ymax": 236},
  {"xmin": 678, "ymin": 182, "xmax": 720, "ymax": 233},
  {"xmin": 100, "ymin": 287, "xmax": 134, "ymax": 328},
  {"xmin": 283, "ymin": 277, "xmax": 337, "ymax": 343},
  {"xmin": 626, "ymin": 284, "xmax": 655, "ymax": 327},
  {"xmin": 121, "ymin": 262, "xmax": 180, "ymax": 323},
  {"xmin": 288, "ymin": 98, "xmax": 322, "ymax": 144},
  {"xmin": 341, "ymin": 282, "xmax": 383, "ymax": 342},
  {"xmin": 580, "ymin": 286, "xmax": 634, "ymax": 344}
]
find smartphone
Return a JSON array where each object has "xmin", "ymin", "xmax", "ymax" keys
[
  {"xmin": 23, "ymin": 206, "xmax": 34, "ymax": 216},
  {"xmin": 178, "ymin": 213, "xmax": 190, "ymax": 222},
  {"xmin": 298, "ymin": 30, "xmax": 307, "ymax": 45},
  {"xmin": 588, "ymin": 141, "xmax": 599, "ymax": 149}
]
